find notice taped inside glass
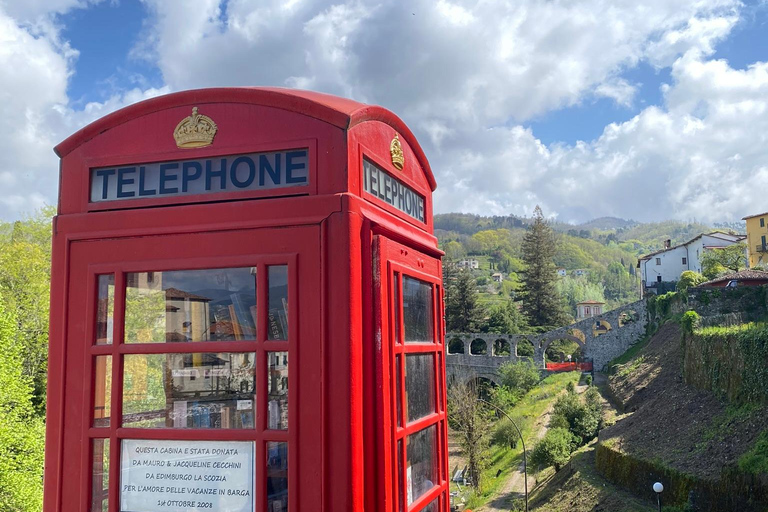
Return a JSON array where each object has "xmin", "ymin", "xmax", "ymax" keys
[{"xmin": 120, "ymin": 439, "xmax": 254, "ymax": 512}]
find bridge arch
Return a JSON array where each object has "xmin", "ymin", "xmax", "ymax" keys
[
  {"xmin": 619, "ymin": 310, "xmax": 639, "ymax": 327},
  {"xmin": 448, "ymin": 336, "xmax": 465, "ymax": 355},
  {"xmin": 593, "ymin": 319, "xmax": 612, "ymax": 336},
  {"xmin": 470, "ymin": 338, "xmax": 488, "ymax": 355},
  {"xmin": 493, "ymin": 338, "xmax": 511, "ymax": 357},
  {"xmin": 515, "ymin": 338, "xmax": 535, "ymax": 359},
  {"xmin": 446, "ymin": 298, "xmax": 648, "ymax": 374},
  {"xmin": 542, "ymin": 335, "xmax": 586, "ymax": 364}
]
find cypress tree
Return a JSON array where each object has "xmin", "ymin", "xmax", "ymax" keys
[{"xmin": 520, "ymin": 206, "xmax": 568, "ymax": 328}]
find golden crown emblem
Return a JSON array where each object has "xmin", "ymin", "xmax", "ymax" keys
[
  {"xmin": 390, "ymin": 134, "xmax": 404, "ymax": 170},
  {"xmin": 173, "ymin": 107, "xmax": 218, "ymax": 148}
]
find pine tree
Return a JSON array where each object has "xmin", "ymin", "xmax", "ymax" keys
[
  {"xmin": 520, "ymin": 206, "xmax": 568, "ymax": 329},
  {"xmin": 444, "ymin": 264, "xmax": 482, "ymax": 332}
]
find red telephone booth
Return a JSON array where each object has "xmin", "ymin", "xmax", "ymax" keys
[{"xmin": 44, "ymin": 88, "xmax": 447, "ymax": 512}]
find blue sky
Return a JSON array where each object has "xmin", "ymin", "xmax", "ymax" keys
[
  {"xmin": 2, "ymin": 0, "xmax": 768, "ymax": 223},
  {"xmin": 62, "ymin": 1, "xmax": 161, "ymax": 105}
]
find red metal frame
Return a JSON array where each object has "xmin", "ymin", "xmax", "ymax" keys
[
  {"xmin": 374, "ymin": 237, "xmax": 447, "ymax": 512},
  {"xmin": 46, "ymin": 88, "xmax": 445, "ymax": 512}
]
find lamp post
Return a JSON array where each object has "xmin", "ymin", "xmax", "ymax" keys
[
  {"xmin": 653, "ymin": 482, "xmax": 664, "ymax": 512},
  {"xmin": 478, "ymin": 399, "xmax": 528, "ymax": 512}
]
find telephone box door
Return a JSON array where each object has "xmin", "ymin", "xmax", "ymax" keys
[
  {"xmin": 56, "ymin": 225, "xmax": 321, "ymax": 512},
  {"xmin": 374, "ymin": 235, "xmax": 448, "ymax": 512}
]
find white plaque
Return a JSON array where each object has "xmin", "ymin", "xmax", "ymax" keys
[{"xmin": 120, "ymin": 439, "xmax": 254, "ymax": 512}]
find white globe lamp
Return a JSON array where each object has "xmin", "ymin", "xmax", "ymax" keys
[{"xmin": 653, "ymin": 482, "xmax": 663, "ymax": 511}]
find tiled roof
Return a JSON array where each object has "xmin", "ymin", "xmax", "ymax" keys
[
  {"xmin": 638, "ymin": 232, "xmax": 745, "ymax": 261},
  {"xmin": 576, "ymin": 300, "xmax": 605, "ymax": 304},
  {"xmin": 699, "ymin": 270, "xmax": 768, "ymax": 286},
  {"xmin": 164, "ymin": 287, "xmax": 211, "ymax": 301},
  {"xmin": 742, "ymin": 212, "xmax": 768, "ymax": 220}
]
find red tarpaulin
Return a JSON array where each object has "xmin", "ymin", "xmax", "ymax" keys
[{"xmin": 546, "ymin": 362, "xmax": 593, "ymax": 372}]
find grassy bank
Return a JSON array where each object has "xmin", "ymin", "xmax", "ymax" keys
[{"xmin": 461, "ymin": 371, "xmax": 581, "ymax": 509}]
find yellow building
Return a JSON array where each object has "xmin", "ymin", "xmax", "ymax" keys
[{"xmin": 742, "ymin": 212, "xmax": 768, "ymax": 267}]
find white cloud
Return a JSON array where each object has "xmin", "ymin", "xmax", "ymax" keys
[
  {"xmin": 0, "ymin": 0, "xmax": 762, "ymax": 223},
  {"xmin": 138, "ymin": 0, "xmax": 742, "ymax": 122},
  {"xmin": 0, "ymin": 4, "xmax": 169, "ymax": 219},
  {"xmin": 594, "ymin": 78, "xmax": 638, "ymax": 107},
  {"xmin": 434, "ymin": 50, "xmax": 768, "ymax": 223},
  {"xmin": 125, "ymin": 0, "xmax": 761, "ymax": 224},
  {"xmin": 645, "ymin": 12, "xmax": 739, "ymax": 68}
]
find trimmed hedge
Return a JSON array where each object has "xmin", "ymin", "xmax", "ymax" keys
[
  {"xmin": 595, "ymin": 442, "xmax": 768, "ymax": 512},
  {"xmin": 684, "ymin": 322, "xmax": 768, "ymax": 404}
]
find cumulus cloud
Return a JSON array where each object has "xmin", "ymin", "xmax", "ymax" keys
[
  {"xmin": 1, "ymin": 0, "xmax": 763, "ymax": 223},
  {"xmin": 128, "ymin": 0, "xmax": 761, "ymax": 223},
  {"xmin": 435, "ymin": 51, "xmax": 768, "ymax": 223},
  {"xmin": 0, "ymin": 4, "xmax": 168, "ymax": 219}
]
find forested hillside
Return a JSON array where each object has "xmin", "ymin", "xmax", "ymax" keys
[{"xmin": 436, "ymin": 212, "xmax": 742, "ymax": 330}]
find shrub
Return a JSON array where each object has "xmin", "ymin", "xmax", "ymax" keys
[
  {"xmin": 491, "ymin": 417, "xmax": 521, "ymax": 449},
  {"xmin": 489, "ymin": 385, "xmax": 520, "ymax": 412},
  {"xmin": 498, "ymin": 360, "xmax": 540, "ymax": 395},
  {"xmin": 676, "ymin": 271, "xmax": 705, "ymax": 292},
  {"xmin": 585, "ymin": 374, "xmax": 593, "ymax": 386},
  {"xmin": 738, "ymin": 430, "xmax": 768, "ymax": 475},
  {"xmin": 566, "ymin": 381, "xmax": 576, "ymax": 394},
  {"xmin": 529, "ymin": 428, "xmax": 577, "ymax": 472},
  {"xmin": 680, "ymin": 310, "xmax": 700, "ymax": 334},
  {"xmin": 584, "ymin": 386, "xmax": 601, "ymax": 410},
  {"xmin": 552, "ymin": 390, "xmax": 602, "ymax": 445}
]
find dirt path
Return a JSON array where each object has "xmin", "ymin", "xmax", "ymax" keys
[{"xmin": 475, "ymin": 380, "xmax": 589, "ymax": 512}]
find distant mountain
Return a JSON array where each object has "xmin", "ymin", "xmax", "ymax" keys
[
  {"xmin": 576, "ymin": 217, "xmax": 638, "ymax": 231},
  {"xmin": 433, "ymin": 213, "xmax": 741, "ymax": 254}
]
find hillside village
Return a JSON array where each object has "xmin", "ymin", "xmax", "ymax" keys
[
  {"xmin": 440, "ymin": 210, "xmax": 768, "ymax": 512},
  {"xmin": 437, "ymin": 211, "xmax": 768, "ymax": 322}
]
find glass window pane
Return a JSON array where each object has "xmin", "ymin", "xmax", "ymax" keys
[
  {"xmin": 420, "ymin": 498, "xmax": 438, "ymax": 512},
  {"xmin": 93, "ymin": 355, "xmax": 112, "ymax": 427},
  {"xmin": 90, "ymin": 439, "xmax": 109, "ymax": 512},
  {"xmin": 405, "ymin": 354, "xmax": 435, "ymax": 423},
  {"xmin": 122, "ymin": 352, "xmax": 255, "ymax": 428},
  {"xmin": 406, "ymin": 425, "xmax": 437, "ymax": 506},
  {"xmin": 267, "ymin": 266, "xmax": 288, "ymax": 340},
  {"xmin": 125, "ymin": 268, "xmax": 257, "ymax": 343},
  {"xmin": 403, "ymin": 277, "xmax": 433, "ymax": 343},
  {"xmin": 268, "ymin": 352, "xmax": 288, "ymax": 430},
  {"xmin": 267, "ymin": 441, "xmax": 288, "ymax": 512},
  {"xmin": 394, "ymin": 274, "xmax": 401, "ymax": 344},
  {"xmin": 96, "ymin": 274, "xmax": 114, "ymax": 345}
]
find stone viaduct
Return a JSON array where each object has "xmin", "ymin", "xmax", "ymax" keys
[{"xmin": 446, "ymin": 299, "xmax": 647, "ymax": 386}]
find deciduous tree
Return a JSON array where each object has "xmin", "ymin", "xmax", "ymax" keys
[
  {"xmin": 448, "ymin": 379, "xmax": 491, "ymax": 489},
  {"xmin": 0, "ymin": 299, "xmax": 45, "ymax": 511},
  {"xmin": 701, "ymin": 243, "xmax": 747, "ymax": 279}
]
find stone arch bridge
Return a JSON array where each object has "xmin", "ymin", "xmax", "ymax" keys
[{"xmin": 446, "ymin": 299, "xmax": 647, "ymax": 386}]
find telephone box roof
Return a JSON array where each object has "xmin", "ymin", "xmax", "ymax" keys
[{"xmin": 54, "ymin": 87, "xmax": 436, "ymax": 191}]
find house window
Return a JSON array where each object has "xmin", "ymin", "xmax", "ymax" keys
[
  {"xmin": 584, "ymin": 306, "xmax": 591, "ymax": 315},
  {"xmin": 761, "ymin": 218, "xmax": 765, "ymax": 227},
  {"xmin": 682, "ymin": 257, "xmax": 687, "ymax": 265},
  {"xmin": 655, "ymin": 258, "xmax": 661, "ymax": 265},
  {"xmin": 657, "ymin": 276, "xmax": 662, "ymax": 283}
]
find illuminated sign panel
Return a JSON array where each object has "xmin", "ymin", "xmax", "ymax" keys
[
  {"xmin": 362, "ymin": 158, "xmax": 424, "ymax": 223},
  {"xmin": 90, "ymin": 149, "xmax": 309, "ymax": 202}
]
